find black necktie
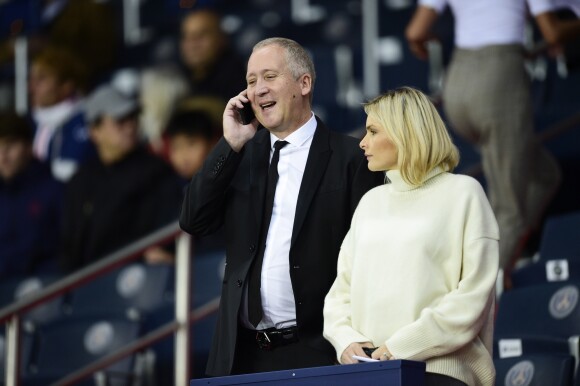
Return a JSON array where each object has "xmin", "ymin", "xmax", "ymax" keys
[{"xmin": 248, "ymin": 140, "xmax": 289, "ymax": 327}]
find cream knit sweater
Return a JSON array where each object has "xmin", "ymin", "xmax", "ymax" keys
[{"xmin": 323, "ymin": 168, "xmax": 499, "ymax": 386}]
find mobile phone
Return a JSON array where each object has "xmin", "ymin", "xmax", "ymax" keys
[
  {"xmin": 362, "ymin": 347, "xmax": 378, "ymax": 357},
  {"xmin": 238, "ymin": 101, "xmax": 255, "ymax": 125}
]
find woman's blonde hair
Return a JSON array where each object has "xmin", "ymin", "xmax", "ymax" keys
[{"xmin": 363, "ymin": 86, "xmax": 459, "ymax": 186}]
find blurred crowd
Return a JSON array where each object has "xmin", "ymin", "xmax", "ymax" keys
[
  {"xmin": 1, "ymin": 2, "xmax": 240, "ymax": 279},
  {"xmin": 1, "ymin": 0, "xmax": 579, "ymax": 285}
]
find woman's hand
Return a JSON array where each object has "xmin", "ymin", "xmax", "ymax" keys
[
  {"xmin": 340, "ymin": 342, "xmax": 375, "ymax": 364},
  {"xmin": 372, "ymin": 344, "xmax": 394, "ymax": 361}
]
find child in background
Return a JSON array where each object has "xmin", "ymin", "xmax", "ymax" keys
[
  {"xmin": 165, "ymin": 107, "xmax": 224, "ymax": 255},
  {"xmin": 164, "ymin": 108, "xmax": 219, "ymax": 182}
]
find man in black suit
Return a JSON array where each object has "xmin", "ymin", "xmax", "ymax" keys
[{"xmin": 180, "ymin": 37, "xmax": 382, "ymax": 376}]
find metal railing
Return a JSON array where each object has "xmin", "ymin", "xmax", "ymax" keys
[{"xmin": 0, "ymin": 221, "xmax": 219, "ymax": 386}]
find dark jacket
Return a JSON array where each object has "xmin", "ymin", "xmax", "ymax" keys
[
  {"xmin": 180, "ymin": 118, "xmax": 383, "ymax": 376},
  {"xmin": 60, "ymin": 147, "xmax": 182, "ymax": 272},
  {"xmin": 0, "ymin": 160, "xmax": 62, "ymax": 278}
]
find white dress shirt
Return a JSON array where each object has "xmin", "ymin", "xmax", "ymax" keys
[{"xmin": 241, "ymin": 113, "xmax": 317, "ymax": 330}]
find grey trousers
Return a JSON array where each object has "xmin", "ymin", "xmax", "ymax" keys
[{"xmin": 443, "ymin": 45, "xmax": 561, "ymax": 270}]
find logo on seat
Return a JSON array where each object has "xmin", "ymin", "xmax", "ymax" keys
[
  {"xmin": 84, "ymin": 321, "xmax": 115, "ymax": 355},
  {"xmin": 505, "ymin": 360, "xmax": 534, "ymax": 386},
  {"xmin": 549, "ymin": 285, "xmax": 579, "ymax": 319},
  {"xmin": 117, "ymin": 265, "xmax": 146, "ymax": 298}
]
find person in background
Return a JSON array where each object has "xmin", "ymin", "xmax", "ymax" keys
[
  {"xmin": 29, "ymin": 46, "xmax": 96, "ymax": 182},
  {"xmin": 139, "ymin": 65, "xmax": 190, "ymax": 154},
  {"xmin": 180, "ymin": 37, "xmax": 383, "ymax": 376},
  {"xmin": 405, "ymin": 0, "xmax": 572, "ymax": 277},
  {"xmin": 164, "ymin": 107, "xmax": 219, "ymax": 182},
  {"xmin": 164, "ymin": 106, "xmax": 225, "ymax": 257},
  {"xmin": 179, "ymin": 8, "xmax": 246, "ymax": 105},
  {"xmin": 0, "ymin": 111, "xmax": 62, "ymax": 279},
  {"xmin": 60, "ymin": 85, "xmax": 182, "ymax": 272},
  {"xmin": 323, "ymin": 87, "xmax": 499, "ymax": 386},
  {"xmin": 36, "ymin": 0, "xmax": 117, "ymax": 86},
  {"xmin": 0, "ymin": 0, "xmax": 117, "ymax": 88}
]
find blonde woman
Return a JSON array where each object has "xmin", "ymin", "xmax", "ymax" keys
[{"xmin": 323, "ymin": 87, "xmax": 499, "ymax": 386}]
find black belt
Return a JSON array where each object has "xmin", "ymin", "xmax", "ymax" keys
[{"xmin": 241, "ymin": 326, "xmax": 299, "ymax": 350}]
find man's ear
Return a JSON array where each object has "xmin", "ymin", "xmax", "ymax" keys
[{"xmin": 299, "ymin": 73, "xmax": 312, "ymax": 97}]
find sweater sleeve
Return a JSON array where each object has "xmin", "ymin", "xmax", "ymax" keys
[
  {"xmin": 323, "ymin": 214, "xmax": 373, "ymax": 361},
  {"xmin": 386, "ymin": 190, "xmax": 499, "ymax": 361}
]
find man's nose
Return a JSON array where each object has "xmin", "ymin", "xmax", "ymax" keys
[{"xmin": 256, "ymin": 86, "xmax": 268, "ymax": 97}]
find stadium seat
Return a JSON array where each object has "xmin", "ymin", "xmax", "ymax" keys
[
  {"xmin": 68, "ymin": 263, "xmax": 175, "ymax": 320},
  {"xmin": 192, "ymin": 250, "xmax": 225, "ymax": 308},
  {"xmin": 539, "ymin": 211, "xmax": 580, "ymax": 261},
  {"xmin": 494, "ymin": 335, "xmax": 572, "ymax": 360},
  {"xmin": 496, "ymin": 281, "xmax": 580, "ymax": 339},
  {"xmin": 25, "ymin": 315, "xmax": 142, "ymax": 385},
  {"xmin": 495, "ymin": 354, "xmax": 575, "ymax": 386},
  {"xmin": 512, "ymin": 259, "xmax": 580, "ymax": 288},
  {"xmin": 0, "ymin": 274, "xmax": 65, "ymax": 326},
  {"xmin": 145, "ymin": 250, "xmax": 223, "ymax": 382}
]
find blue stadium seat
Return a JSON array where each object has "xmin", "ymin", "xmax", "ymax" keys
[
  {"xmin": 144, "ymin": 250, "xmax": 223, "ymax": 382},
  {"xmin": 192, "ymin": 250, "xmax": 225, "ymax": 308},
  {"xmin": 25, "ymin": 315, "xmax": 141, "ymax": 385},
  {"xmin": 495, "ymin": 354, "xmax": 575, "ymax": 386},
  {"xmin": 494, "ymin": 335, "xmax": 571, "ymax": 360},
  {"xmin": 512, "ymin": 259, "xmax": 580, "ymax": 288},
  {"xmin": 539, "ymin": 211, "xmax": 580, "ymax": 261},
  {"xmin": 496, "ymin": 281, "xmax": 580, "ymax": 339},
  {"xmin": 0, "ymin": 274, "xmax": 65, "ymax": 325},
  {"xmin": 68, "ymin": 263, "xmax": 175, "ymax": 320}
]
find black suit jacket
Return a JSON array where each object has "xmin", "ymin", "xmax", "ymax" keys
[{"xmin": 180, "ymin": 118, "xmax": 383, "ymax": 376}]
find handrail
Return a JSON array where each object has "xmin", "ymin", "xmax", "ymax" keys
[
  {"xmin": 0, "ymin": 220, "xmax": 204, "ymax": 386},
  {"xmin": 0, "ymin": 221, "xmax": 180, "ymax": 324},
  {"xmin": 52, "ymin": 298, "xmax": 220, "ymax": 386}
]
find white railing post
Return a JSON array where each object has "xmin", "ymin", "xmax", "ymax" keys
[
  {"xmin": 175, "ymin": 232, "xmax": 192, "ymax": 386},
  {"xmin": 122, "ymin": 0, "xmax": 151, "ymax": 45},
  {"xmin": 5, "ymin": 315, "xmax": 21, "ymax": 386},
  {"xmin": 362, "ymin": 0, "xmax": 380, "ymax": 99},
  {"xmin": 14, "ymin": 37, "xmax": 28, "ymax": 115}
]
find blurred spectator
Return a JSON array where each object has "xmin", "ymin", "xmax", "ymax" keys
[
  {"xmin": 140, "ymin": 65, "xmax": 190, "ymax": 153},
  {"xmin": 179, "ymin": 8, "xmax": 246, "ymax": 104},
  {"xmin": 164, "ymin": 107, "xmax": 219, "ymax": 182},
  {"xmin": 29, "ymin": 46, "xmax": 96, "ymax": 182},
  {"xmin": 0, "ymin": 0, "xmax": 117, "ymax": 88},
  {"xmin": 534, "ymin": 1, "xmax": 580, "ymax": 49},
  {"xmin": 163, "ymin": 105, "xmax": 225, "ymax": 256},
  {"xmin": 59, "ymin": 85, "xmax": 182, "ymax": 272},
  {"xmin": 0, "ymin": 111, "xmax": 62, "ymax": 279},
  {"xmin": 405, "ymin": 0, "xmax": 579, "ymax": 276},
  {"xmin": 533, "ymin": 1, "xmax": 580, "ymax": 70}
]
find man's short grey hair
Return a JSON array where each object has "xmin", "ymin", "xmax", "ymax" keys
[{"xmin": 253, "ymin": 37, "xmax": 316, "ymax": 103}]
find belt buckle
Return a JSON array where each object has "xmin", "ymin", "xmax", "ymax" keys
[{"xmin": 256, "ymin": 331, "xmax": 272, "ymax": 350}]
